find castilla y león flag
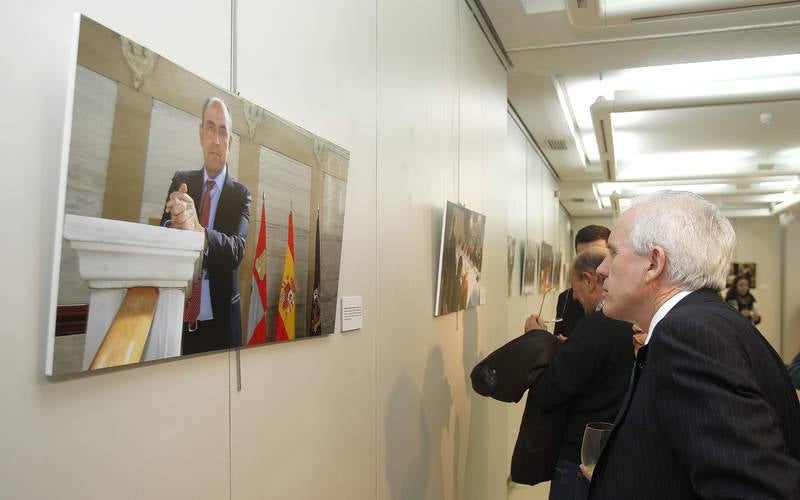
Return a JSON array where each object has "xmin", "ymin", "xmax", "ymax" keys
[
  {"xmin": 246, "ymin": 196, "xmax": 267, "ymax": 345},
  {"xmin": 275, "ymin": 211, "xmax": 296, "ymax": 341}
]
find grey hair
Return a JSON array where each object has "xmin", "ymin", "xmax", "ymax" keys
[
  {"xmin": 627, "ymin": 190, "xmax": 735, "ymax": 291},
  {"xmin": 571, "ymin": 247, "xmax": 609, "ymax": 277},
  {"xmin": 201, "ymin": 97, "xmax": 233, "ymax": 132}
]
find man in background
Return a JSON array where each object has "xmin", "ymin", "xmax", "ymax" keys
[
  {"xmin": 554, "ymin": 225, "xmax": 610, "ymax": 338},
  {"xmin": 162, "ymin": 97, "xmax": 251, "ymax": 355},
  {"xmin": 525, "ymin": 247, "xmax": 633, "ymax": 500}
]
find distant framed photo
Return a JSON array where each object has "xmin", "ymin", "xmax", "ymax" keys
[
  {"xmin": 538, "ymin": 242, "xmax": 554, "ymax": 294},
  {"xmin": 726, "ymin": 262, "xmax": 757, "ymax": 289},
  {"xmin": 522, "ymin": 240, "xmax": 538, "ymax": 296},
  {"xmin": 507, "ymin": 235, "xmax": 519, "ymax": 297},
  {"xmin": 553, "ymin": 251, "xmax": 563, "ymax": 291},
  {"xmin": 435, "ymin": 202, "xmax": 486, "ymax": 316}
]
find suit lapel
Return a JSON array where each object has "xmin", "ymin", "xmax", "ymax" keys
[
  {"xmin": 188, "ymin": 169, "xmax": 204, "ymax": 208},
  {"xmin": 214, "ymin": 169, "xmax": 235, "ymax": 231},
  {"xmin": 613, "ymin": 345, "xmax": 649, "ymax": 426},
  {"xmin": 591, "ymin": 344, "xmax": 648, "ymax": 493}
]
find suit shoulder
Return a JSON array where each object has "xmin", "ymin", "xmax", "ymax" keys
[
  {"xmin": 572, "ymin": 311, "xmax": 630, "ymax": 340},
  {"xmin": 230, "ymin": 177, "xmax": 251, "ymax": 195},
  {"xmin": 663, "ymin": 298, "xmax": 744, "ymax": 330},
  {"xmin": 167, "ymin": 169, "xmax": 201, "ymax": 185},
  {"xmin": 227, "ymin": 178, "xmax": 252, "ymax": 204},
  {"xmin": 172, "ymin": 169, "xmax": 200, "ymax": 178},
  {"xmin": 656, "ymin": 301, "xmax": 760, "ymax": 359}
]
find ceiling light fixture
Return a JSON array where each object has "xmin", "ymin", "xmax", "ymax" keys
[{"xmin": 566, "ymin": 0, "xmax": 800, "ymax": 27}]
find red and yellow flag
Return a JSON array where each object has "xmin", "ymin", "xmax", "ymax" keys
[
  {"xmin": 275, "ymin": 211, "xmax": 296, "ymax": 341},
  {"xmin": 246, "ymin": 196, "xmax": 267, "ymax": 345}
]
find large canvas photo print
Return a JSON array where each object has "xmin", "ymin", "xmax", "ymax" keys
[
  {"xmin": 47, "ymin": 15, "xmax": 349, "ymax": 375},
  {"xmin": 435, "ymin": 202, "xmax": 486, "ymax": 316}
]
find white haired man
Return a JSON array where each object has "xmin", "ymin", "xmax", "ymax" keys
[{"xmin": 585, "ymin": 191, "xmax": 800, "ymax": 499}]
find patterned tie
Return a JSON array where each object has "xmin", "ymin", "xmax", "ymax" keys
[
  {"xmin": 184, "ymin": 180, "xmax": 216, "ymax": 327},
  {"xmin": 613, "ymin": 345, "xmax": 649, "ymax": 426}
]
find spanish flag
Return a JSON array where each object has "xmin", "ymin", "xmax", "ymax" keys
[
  {"xmin": 246, "ymin": 195, "xmax": 267, "ymax": 345},
  {"xmin": 275, "ymin": 211, "xmax": 296, "ymax": 341}
]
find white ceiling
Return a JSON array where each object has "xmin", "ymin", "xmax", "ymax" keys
[{"xmin": 481, "ymin": 0, "xmax": 800, "ymax": 218}]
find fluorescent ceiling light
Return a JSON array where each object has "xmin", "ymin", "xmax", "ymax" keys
[
  {"xmin": 522, "ymin": 0, "xmax": 564, "ymax": 15},
  {"xmin": 560, "ymin": 53, "xmax": 800, "ymax": 171},
  {"xmin": 759, "ymin": 180, "xmax": 800, "ymax": 190},
  {"xmin": 775, "ymin": 147, "xmax": 800, "ymax": 158},
  {"xmin": 613, "ymin": 77, "xmax": 800, "ymax": 104},
  {"xmin": 564, "ymin": 54, "xmax": 800, "ymax": 129},
  {"xmin": 595, "ymin": 181, "xmax": 731, "ymax": 197},
  {"xmin": 581, "ymin": 131, "xmax": 601, "ymax": 163},
  {"xmin": 771, "ymin": 191, "xmax": 800, "ymax": 214},
  {"xmin": 615, "ymin": 150, "xmax": 755, "ymax": 179},
  {"xmin": 567, "ymin": 0, "xmax": 798, "ymax": 27},
  {"xmin": 609, "ymin": 111, "xmax": 650, "ymax": 130},
  {"xmin": 594, "ymin": 176, "xmax": 798, "ymax": 205},
  {"xmin": 606, "ymin": 55, "xmax": 800, "ymax": 88}
]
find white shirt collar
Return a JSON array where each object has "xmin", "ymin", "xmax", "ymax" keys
[
  {"xmin": 645, "ymin": 290, "xmax": 691, "ymax": 345},
  {"xmin": 203, "ymin": 164, "xmax": 227, "ymax": 191}
]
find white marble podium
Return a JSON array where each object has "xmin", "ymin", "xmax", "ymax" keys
[{"xmin": 62, "ymin": 214, "xmax": 204, "ymax": 369}]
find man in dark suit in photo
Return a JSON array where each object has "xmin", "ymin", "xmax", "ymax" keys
[
  {"xmin": 553, "ymin": 225, "xmax": 610, "ymax": 339},
  {"xmin": 586, "ymin": 191, "xmax": 800, "ymax": 499},
  {"xmin": 161, "ymin": 97, "xmax": 251, "ymax": 355}
]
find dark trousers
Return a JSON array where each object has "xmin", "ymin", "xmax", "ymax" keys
[
  {"xmin": 549, "ymin": 459, "xmax": 589, "ymax": 500},
  {"xmin": 181, "ymin": 318, "xmax": 232, "ymax": 355}
]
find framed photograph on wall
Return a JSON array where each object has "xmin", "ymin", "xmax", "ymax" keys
[
  {"xmin": 435, "ymin": 202, "xmax": 486, "ymax": 316},
  {"xmin": 726, "ymin": 262, "xmax": 757, "ymax": 289},
  {"xmin": 507, "ymin": 235, "xmax": 519, "ymax": 297},
  {"xmin": 521, "ymin": 240, "xmax": 538, "ymax": 296},
  {"xmin": 553, "ymin": 251, "xmax": 563, "ymax": 291},
  {"xmin": 46, "ymin": 14, "xmax": 350, "ymax": 376},
  {"xmin": 538, "ymin": 242, "xmax": 554, "ymax": 294}
]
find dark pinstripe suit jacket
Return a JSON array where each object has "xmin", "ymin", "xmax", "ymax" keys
[{"xmin": 590, "ymin": 289, "xmax": 800, "ymax": 500}]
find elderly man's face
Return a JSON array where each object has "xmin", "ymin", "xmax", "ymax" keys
[
  {"xmin": 199, "ymin": 100, "xmax": 231, "ymax": 177},
  {"xmin": 596, "ymin": 210, "xmax": 651, "ymax": 322}
]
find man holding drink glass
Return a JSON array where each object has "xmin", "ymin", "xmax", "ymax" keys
[{"xmin": 585, "ymin": 191, "xmax": 800, "ymax": 499}]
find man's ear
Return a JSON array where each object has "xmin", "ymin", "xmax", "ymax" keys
[{"xmin": 644, "ymin": 246, "xmax": 667, "ymax": 284}]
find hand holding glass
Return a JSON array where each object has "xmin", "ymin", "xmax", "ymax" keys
[{"xmin": 581, "ymin": 422, "xmax": 614, "ymax": 477}]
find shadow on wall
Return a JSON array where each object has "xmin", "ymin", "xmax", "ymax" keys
[
  {"xmin": 385, "ymin": 347, "xmax": 453, "ymax": 500},
  {"xmin": 460, "ymin": 306, "xmax": 491, "ymax": 500}
]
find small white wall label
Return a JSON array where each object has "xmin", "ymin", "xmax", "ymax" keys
[{"xmin": 340, "ymin": 296, "xmax": 363, "ymax": 332}]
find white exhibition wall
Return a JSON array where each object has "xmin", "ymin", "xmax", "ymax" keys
[
  {"xmin": 0, "ymin": 1, "xmax": 567, "ymax": 500},
  {"xmin": 784, "ymin": 214, "xmax": 800, "ymax": 362},
  {"xmin": 727, "ymin": 217, "xmax": 782, "ymax": 352}
]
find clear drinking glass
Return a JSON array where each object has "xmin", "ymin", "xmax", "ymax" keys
[{"xmin": 581, "ymin": 422, "xmax": 614, "ymax": 476}]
